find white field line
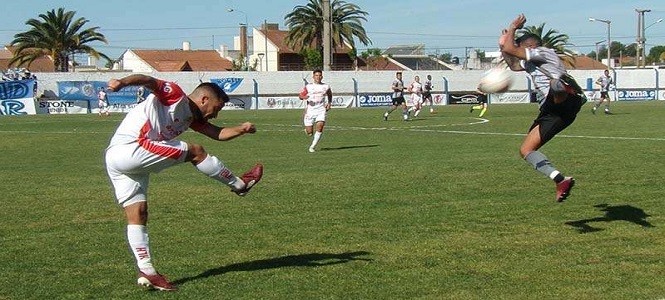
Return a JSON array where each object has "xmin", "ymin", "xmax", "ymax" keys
[{"xmin": 1, "ymin": 117, "xmax": 664, "ymax": 141}]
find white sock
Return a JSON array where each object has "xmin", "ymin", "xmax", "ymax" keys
[
  {"xmin": 127, "ymin": 225, "xmax": 156, "ymax": 275},
  {"xmin": 311, "ymin": 131, "xmax": 322, "ymax": 148},
  {"xmin": 195, "ymin": 155, "xmax": 244, "ymax": 190},
  {"xmin": 414, "ymin": 109, "xmax": 421, "ymax": 117}
]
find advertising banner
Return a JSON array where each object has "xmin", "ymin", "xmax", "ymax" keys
[
  {"xmin": 210, "ymin": 78, "xmax": 244, "ymax": 93},
  {"xmin": 223, "ymin": 96, "xmax": 251, "ymax": 110},
  {"xmin": 257, "ymin": 96, "xmax": 307, "ymax": 110},
  {"xmin": 37, "ymin": 100, "xmax": 89, "ymax": 114},
  {"xmin": 617, "ymin": 90, "xmax": 656, "ymax": 101},
  {"xmin": 357, "ymin": 93, "xmax": 393, "ymax": 107},
  {"xmin": 490, "ymin": 92, "xmax": 530, "ymax": 104},
  {"xmin": 57, "ymin": 81, "xmax": 143, "ymax": 104},
  {"xmin": 0, "ymin": 79, "xmax": 37, "ymax": 115},
  {"xmin": 448, "ymin": 92, "xmax": 487, "ymax": 105},
  {"xmin": 255, "ymin": 95, "xmax": 355, "ymax": 110}
]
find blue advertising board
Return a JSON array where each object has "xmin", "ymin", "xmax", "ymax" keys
[
  {"xmin": 357, "ymin": 93, "xmax": 393, "ymax": 107},
  {"xmin": 210, "ymin": 78, "xmax": 244, "ymax": 93},
  {"xmin": 0, "ymin": 79, "xmax": 37, "ymax": 115},
  {"xmin": 617, "ymin": 90, "xmax": 656, "ymax": 101},
  {"xmin": 57, "ymin": 81, "xmax": 142, "ymax": 104}
]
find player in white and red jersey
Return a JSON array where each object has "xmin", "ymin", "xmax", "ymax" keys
[
  {"xmin": 299, "ymin": 69, "xmax": 332, "ymax": 153},
  {"xmin": 97, "ymin": 88, "xmax": 110, "ymax": 116},
  {"xmin": 407, "ymin": 75, "xmax": 423, "ymax": 118},
  {"xmin": 104, "ymin": 74, "xmax": 263, "ymax": 291}
]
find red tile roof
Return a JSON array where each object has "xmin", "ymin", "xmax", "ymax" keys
[
  {"xmin": 357, "ymin": 56, "xmax": 404, "ymax": 71},
  {"xmin": 260, "ymin": 29, "xmax": 351, "ymax": 54},
  {"xmin": 563, "ymin": 55, "xmax": 608, "ymax": 70},
  {"xmin": 1, "ymin": 46, "xmax": 55, "ymax": 72},
  {"xmin": 131, "ymin": 49, "xmax": 233, "ymax": 71}
]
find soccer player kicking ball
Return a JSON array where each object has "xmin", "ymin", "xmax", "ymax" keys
[
  {"xmin": 499, "ymin": 14, "xmax": 586, "ymax": 202},
  {"xmin": 299, "ymin": 69, "xmax": 333, "ymax": 153},
  {"xmin": 104, "ymin": 74, "xmax": 263, "ymax": 291}
]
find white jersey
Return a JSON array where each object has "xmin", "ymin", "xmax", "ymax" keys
[
  {"xmin": 108, "ymin": 80, "xmax": 205, "ymax": 150},
  {"xmin": 597, "ymin": 75, "xmax": 613, "ymax": 92},
  {"xmin": 98, "ymin": 90, "xmax": 108, "ymax": 107},
  {"xmin": 304, "ymin": 82, "xmax": 331, "ymax": 111},
  {"xmin": 410, "ymin": 81, "xmax": 423, "ymax": 104},
  {"xmin": 520, "ymin": 46, "xmax": 567, "ymax": 105}
]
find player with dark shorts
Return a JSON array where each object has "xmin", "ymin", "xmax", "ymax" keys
[
  {"xmin": 392, "ymin": 95, "xmax": 405, "ymax": 106},
  {"xmin": 469, "ymin": 92, "xmax": 488, "ymax": 117},
  {"xmin": 423, "ymin": 74, "xmax": 435, "ymax": 113},
  {"xmin": 500, "ymin": 14, "xmax": 586, "ymax": 202},
  {"xmin": 383, "ymin": 72, "xmax": 409, "ymax": 121}
]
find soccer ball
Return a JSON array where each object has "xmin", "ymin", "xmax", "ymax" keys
[{"xmin": 478, "ymin": 68, "xmax": 513, "ymax": 93}]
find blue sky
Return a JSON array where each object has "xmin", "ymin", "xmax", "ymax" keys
[{"xmin": 1, "ymin": 0, "xmax": 664, "ymax": 61}]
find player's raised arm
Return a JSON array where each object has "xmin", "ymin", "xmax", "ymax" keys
[
  {"xmin": 107, "ymin": 74, "xmax": 160, "ymax": 92},
  {"xmin": 499, "ymin": 14, "xmax": 528, "ymax": 60},
  {"xmin": 191, "ymin": 121, "xmax": 256, "ymax": 141}
]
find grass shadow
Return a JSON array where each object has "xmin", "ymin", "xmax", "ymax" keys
[
  {"xmin": 565, "ymin": 204, "xmax": 654, "ymax": 233},
  {"xmin": 172, "ymin": 251, "xmax": 372, "ymax": 285},
  {"xmin": 320, "ymin": 144, "xmax": 379, "ymax": 151}
]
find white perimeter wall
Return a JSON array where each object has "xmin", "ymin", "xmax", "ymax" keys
[{"xmin": 32, "ymin": 69, "xmax": 665, "ymax": 98}]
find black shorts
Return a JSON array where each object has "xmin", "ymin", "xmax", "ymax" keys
[
  {"xmin": 422, "ymin": 91, "xmax": 432, "ymax": 100},
  {"xmin": 600, "ymin": 91, "xmax": 610, "ymax": 99},
  {"xmin": 392, "ymin": 96, "xmax": 405, "ymax": 106},
  {"xmin": 529, "ymin": 93, "xmax": 585, "ymax": 144}
]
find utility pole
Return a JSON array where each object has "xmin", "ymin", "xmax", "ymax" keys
[
  {"xmin": 322, "ymin": 0, "xmax": 331, "ymax": 71},
  {"xmin": 636, "ymin": 9, "xmax": 650, "ymax": 68}
]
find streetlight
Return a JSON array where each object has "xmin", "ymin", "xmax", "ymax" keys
[
  {"xmin": 589, "ymin": 17, "xmax": 611, "ymax": 68},
  {"xmin": 227, "ymin": 8, "xmax": 249, "ymax": 70},
  {"xmin": 257, "ymin": 53, "xmax": 264, "ymax": 71},
  {"xmin": 645, "ymin": 18, "xmax": 663, "ymax": 30},
  {"xmin": 594, "ymin": 40, "xmax": 604, "ymax": 62},
  {"xmin": 643, "ymin": 18, "xmax": 663, "ymax": 66}
]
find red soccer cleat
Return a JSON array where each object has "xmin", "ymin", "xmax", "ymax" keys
[
  {"xmin": 556, "ymin": 177, "xmax": 575, "ymax": 202},
  {"xmin": 233, "ymin": 164, "xmax": 264, "ymax": 196},
  {"xmin": 137, "ymin": 271, "xmax": 177, "ymax": 291}
]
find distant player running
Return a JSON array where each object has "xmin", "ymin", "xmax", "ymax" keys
[
  {"xmin": 592, "ymin": 69, "xmax": 613, "ymax": 115},
  {"xmin": 299, "ymin": 69, "xmax": 333, "ymax": 153},
  {"xmin": 469, "ymin": 89, "xmax": 488, "ymax": 117},
  {"xmin": 383, "ymin": 71, "xmax": 408, "ymax": 121},
  {"xmin": 97, "ymin": 87, "xmax": 110, "ymax": 116},
  {"xmin": 423, "ymin": 74, "xmax": 435, "ymax": 113}
]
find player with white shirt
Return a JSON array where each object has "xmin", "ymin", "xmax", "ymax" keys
[
  {"xmin": 97, "ymin": 87, "xmax": 110, "ymax": 116},
  {"xmin": 104, "ymin": 74, "xmax": 263, "ymax": 291},
  {"xmin": 299, "ymin": 69, "xmax": 332, "ymax": 153},
  {"xmin": 407, "ymin": 75, "xmax": 424, "ymax": 118}
]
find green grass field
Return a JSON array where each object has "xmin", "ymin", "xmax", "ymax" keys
[{"xmin": 1, "ymin": 101, "xmax": 664, "ymax": 299}]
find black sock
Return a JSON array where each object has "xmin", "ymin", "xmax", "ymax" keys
[{"xmin": 553, "ymin": 174, "xmax": 565, "ymax": 183}]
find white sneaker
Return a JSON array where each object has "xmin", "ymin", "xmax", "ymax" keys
[{"xmin": 308, "ymin": 147, "xmax": 315, "ymax": 153}]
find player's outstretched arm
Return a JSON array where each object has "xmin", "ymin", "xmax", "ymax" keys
[
  {"xmin": 193, "ymin": 122, "xmax": 256, "ymax": 141},
  {"xmin": 107, "ymin": 74, "xmax": 159, "ymax": 92}
]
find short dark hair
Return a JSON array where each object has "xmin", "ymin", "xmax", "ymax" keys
[
  {"xmin": 313, "ymin": 69, "xmax": 323, "ymax": 74},
  {"xmin": 196, "ymin": 82, "xmax": 229, "ymax": 103},
  {"xmin": 396, "ymin": 71, "xmax": 402, "ymax": 75},
  {"xmin": 515, "ymin": 33, "xmax": 542, "ymax": 46}
]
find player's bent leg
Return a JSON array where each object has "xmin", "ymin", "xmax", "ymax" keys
[{"xmin": 189, "ymin": 143, "xmax": 246, "ymax": 193}]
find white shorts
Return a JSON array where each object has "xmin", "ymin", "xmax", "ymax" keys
[
  {"xmin": 105, "ymin": 140, "xmax": 188, "ymax": 207},
  {"xmin": 410, "ymin": 94, "xmax": 423, "ymax": 106},
  {"xmin": 303, "ymin": 107, "xmax": 327, "ymax": 127},
  {"xmin": 98, "ymin": 101, "xmax": 109, "ymax": 112}
]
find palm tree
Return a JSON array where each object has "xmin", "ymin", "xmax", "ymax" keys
[
  {"xmin": 284, "ymin": 0, "xmax": 371, "ymax": 53},
  {"xmin": 519, "ymin": 23, "xmax": 575, "ymax": 63},
  {"xmin": 10, "ymin": 8, "xmax": 109, "ymax": 72}
]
